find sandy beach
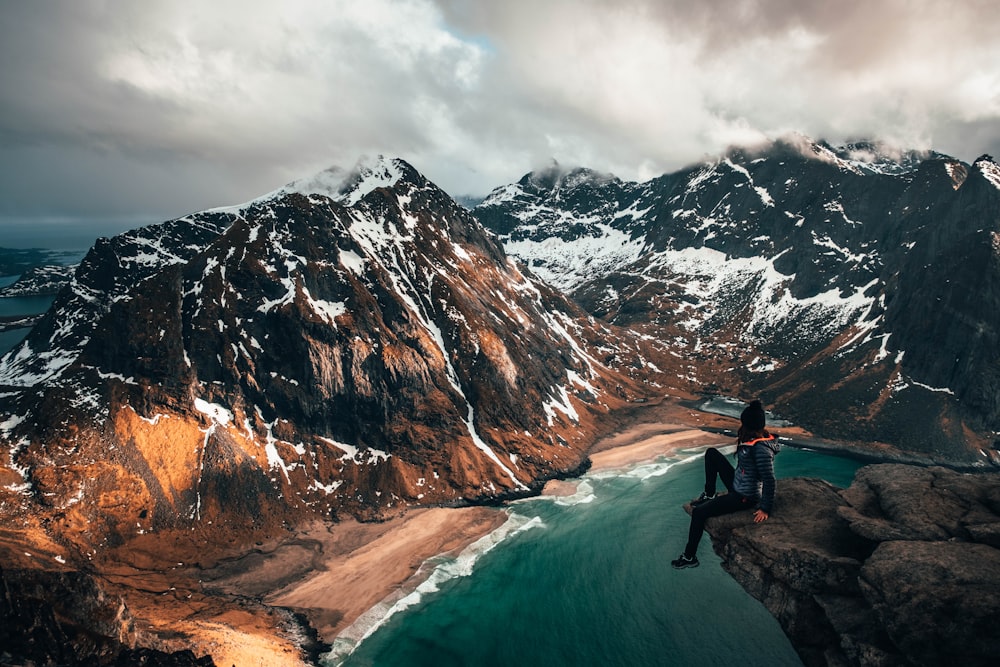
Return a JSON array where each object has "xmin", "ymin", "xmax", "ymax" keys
[
  {"xmin": 588, "ymin": 426, "xmax": 721, "ymax": 470},
  {"xmin": 199, "ymin": 506, "xmax": 507, "ymax": 640},
  {"xmin": 201, "ymin": 417, "xmax": 730, "ymax": 663}
]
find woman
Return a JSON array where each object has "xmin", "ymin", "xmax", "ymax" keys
[{"xmin": 671, "ymin": 399, "xmax": 780, "ymax": 570}]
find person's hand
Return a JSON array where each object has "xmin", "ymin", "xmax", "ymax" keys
[{"xmin": 753, "ymin": 509, "xmax": 769, "ymax": 523}]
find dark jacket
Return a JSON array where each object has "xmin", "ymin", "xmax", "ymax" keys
[{"xmin": 732, "ymin": 435, "xmax": 780, "ymax": 513}]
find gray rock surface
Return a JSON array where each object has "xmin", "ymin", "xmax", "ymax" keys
[{"xmin": 700, "ymin": 463, "xmax": 1000, "ymax": 667}]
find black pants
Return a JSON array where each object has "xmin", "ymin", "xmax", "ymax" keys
[{"xmin": 684, "ymin": 447, "xmax": 754, "ymax": 557}]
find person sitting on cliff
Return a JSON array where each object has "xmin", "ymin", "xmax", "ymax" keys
[{"xmin": 671, "ymin": 399, "xmax": 780, "ymax": 570}]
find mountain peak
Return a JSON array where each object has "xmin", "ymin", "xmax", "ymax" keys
[
  {"xmin": 972, "ymin": 154, "xmax": 1000, "ymax": 190},
  {"xmin": 212, "ymin": 156, "xmax": 422, "ymax": 213},
  {"xmin": 517, "ymin": 161, "xmax": 618, "ymax": 194},
  {"xmin": 721, "ymin": 135, "xmax": 939, "ymax": 177},
  {"xmin": 284, "ymin": 155, "xmax": 422, "ymax": 205}
]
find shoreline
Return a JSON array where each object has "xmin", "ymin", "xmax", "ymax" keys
[
  {"xmin": 7, "ymin": 397, "xmax": 989, "ymax": 666},
  {"xmin": 206, "ymin": 418, "xmax": 731, "ymax": 664},
  {"xmin": 107, "ymin": 397, "xmax": 988, "ymax": 666}
]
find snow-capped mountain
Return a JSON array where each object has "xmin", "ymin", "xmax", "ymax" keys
[
  {"xmin": 474, "ymin": 138, "xmax": 1000, "ymax": 462},
  {"xmin": 0, "ymin": 157, "xmax": 647, "ymax": 548},
  {"xmin": 3, "ymin": 143, "xmax": 1000, "ymax": 665},
  {"xmin": 0, "ymin": 264, "xmax": 77, "ymax": 297},
  {"xmin": 3, "ymin": 139, "xmax": 999, "ymax": 557}
]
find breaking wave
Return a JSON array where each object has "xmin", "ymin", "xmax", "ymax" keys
[{"xmin": 322, "ymin": 511, "xmax": 545, "ymax": 666}]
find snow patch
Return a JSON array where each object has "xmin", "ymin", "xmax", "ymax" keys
[
  {"xmin": 306, "ymin": 294, "xmax": 346, "ymax": 327},
  {"xmin": 978, "ymin": 158, "xmax": 1000, "ymax": 190},
  {"xmin": 258, "ymin": 277, "xmax": 297, "ymax": 314},
  {"xmin": 193, "ymin": 399, "xmax": 233, "ymax": 426},
  {"xmin": 543, "ymin": 384, "xmax": 580, "ymax": 425},
  {"xmin": 340, "ymin": 249, "xmax": 367, "ymax": 275},
  {"xmin": 319, "ymin": 436, "xmax": 390, "ymax": 465}
]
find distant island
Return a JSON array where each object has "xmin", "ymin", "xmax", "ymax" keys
[
  {"xmin": 0, "ymin": 264, "xmax": 77, "ymax": 297},
  {"xmin": 0, "ymin": 246, "xmax": 82, "ymax": 278},
  {"xmin": 0, "ymin": 249, "xmax": 79, "ymax": 336}
]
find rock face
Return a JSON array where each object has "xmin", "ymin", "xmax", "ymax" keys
[
  {"xmin": 475, "ymin": 139, "xmax": 1000, "ymax": 462},
  {"xmin": 701, "ymin": 464, "xmax": 1000, "ymax": 667},
  {"xmin": 0, "ymin": 156, "xmax": 649, "ymax": 551},
  {"xmin": 0, "ymin": 565, "xmax": 215, "ymax": 666}
]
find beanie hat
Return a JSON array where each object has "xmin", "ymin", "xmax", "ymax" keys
[{"xmin": 741, "ymin": 400, "xmax": 766, "ymax": 431}]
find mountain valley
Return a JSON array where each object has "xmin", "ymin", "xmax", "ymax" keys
[{"xmin": 2, "ymin": 140, "xmax": 999, "ymax": 664}]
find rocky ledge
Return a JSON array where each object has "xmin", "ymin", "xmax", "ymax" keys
[{"xmin": 701, "ymin": 463, "xmax": 1000, "ymax": 667}]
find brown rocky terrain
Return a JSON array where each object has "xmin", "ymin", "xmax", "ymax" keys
[
  {"xmin": 699, "ymin": 463, "xmax": 1000, "ymax": 667},
  {"xmin": 3, "ymin": 147, "xmax": 1000, "ymax": 665},
  {"xmin": 0, "ymin": 157, "xmax": 693, "ymax": 665}
]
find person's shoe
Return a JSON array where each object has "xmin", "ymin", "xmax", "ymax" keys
[
  {"xmin": 671, "ymin": 554, "xmax": 699, "ymax": 569},
  {"xmin": 691, "ymin": 491, "xmax": 718, "ymax": 506}
]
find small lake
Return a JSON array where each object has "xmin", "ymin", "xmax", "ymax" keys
[{"xmin": 0, "ymin": 275, "xmax": 57, "ymax": 354}]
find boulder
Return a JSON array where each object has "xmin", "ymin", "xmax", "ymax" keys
[{"xmin": 700, "ymin": 464, "xmax": 1000, "ymax": 667}]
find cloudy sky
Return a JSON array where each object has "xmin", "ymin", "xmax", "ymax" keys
[{"xmin": 2, "ymin": 0, "xmax": 999, "ymax": 248}]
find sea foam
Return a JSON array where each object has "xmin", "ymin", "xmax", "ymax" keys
[
  {"xmin": 322, "ymin": 511, "xmax": 545, "ymax": 666},
  {"xmin": 324, "ymin": 444, "xmax": 726, "ymax": 665}
]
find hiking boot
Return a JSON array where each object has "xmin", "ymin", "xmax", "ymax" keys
[
  {"xmin": 691, "ymin": 491, "xmax": 718, "ymax": 507},
  {"xmin": 671, "ymin": 554, "xmax": 699, "ymax": 570}
]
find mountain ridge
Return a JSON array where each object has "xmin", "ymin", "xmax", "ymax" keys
[
  {"xmin": 473, "ymin": 137, "xmax": 1000, "ymax": 463},
  {"xmin": 1, "ymin": 156, "xmax": 649, "ymax": 553},
  {"xmin": 1, "ymin": 141, "xmax": 999, "ymax": 665}
]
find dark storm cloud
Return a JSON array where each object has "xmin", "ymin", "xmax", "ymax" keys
[
  {"xmin": 0, "ymin": 0, "xmax": 492, "ymax": 228},
  {"xmin": 1, "ymin": 0, "xmax": 999, "ymax": 246}
]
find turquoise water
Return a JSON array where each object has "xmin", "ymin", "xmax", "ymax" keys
[
  {"xmin": 0, "ymin": 327, "xmax": 32, "ymax": 355},
  {"xmin": 329, "ymin": 446, "xmax": 864, "ymax": 667},
  {"xmin": 0, "ymin": 275, "xmax": 57, "ymax": 354},
  {"xmin": 0, "ymin": 295, "xmax": 55, "ymax": 318}
]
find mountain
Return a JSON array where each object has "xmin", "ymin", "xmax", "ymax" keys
[
  {"xmin": 473, "ymin": 138, "xmax": 1000, "ymax": 464},
  {"xmin": 0, "ymin": 157, "xmax": 646, "ymax": 553},
  {"xmin": 2, "ymin": 143, "xmax": 998, "ymax": 664},
  {"xmin": 0, "ymin": 263, "xmax": 77, "ymax": 296}
]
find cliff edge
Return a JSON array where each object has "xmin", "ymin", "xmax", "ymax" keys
[{"xmin": 700, "ymin": 464, "xmax": 1000, "ymax": 667}]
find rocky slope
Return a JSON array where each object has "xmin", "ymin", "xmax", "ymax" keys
[
  {"xmin": 474, "ymin": 138, "xmax": 1000, "ymax": 464},
  {"xmin": 0, "ymin": 563, "xmax": 216, "ymax": 666},
  {"xmin": 0, "ymin": 263, "xmax": 77, "ymax": 296},
  {"xmin": 0, "ymin": 157, "xmax": 661, "ymax": 664},
  {"xmin": 0, "ymin": 157, "xmax": 649, "ymax": 550},
  {"xmin": 699, "ymin": 464, "xmax": 1000, "ymax": 667}
]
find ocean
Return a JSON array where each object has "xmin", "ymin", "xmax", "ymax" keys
[
  {"xmin": 328, "ymin": 445, "xmax": 864, "ymax": 667},
  {"xmin": 0, "ymin": 275, "xmax": 57, "ymax": 354}
]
